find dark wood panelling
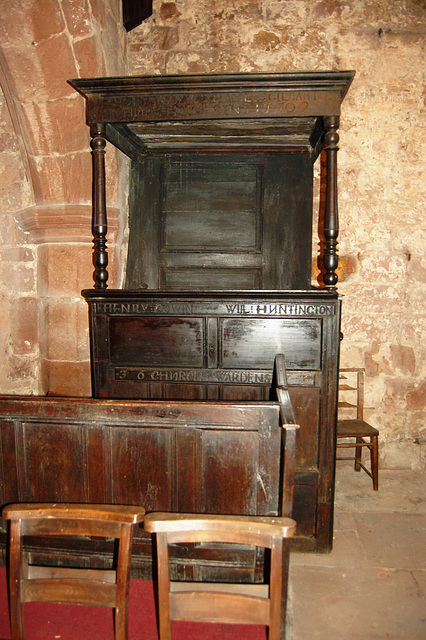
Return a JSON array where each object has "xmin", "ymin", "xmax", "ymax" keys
[
  {"xmin": 200, "ymin": 430, "xmax": 260, "ymax": 515},
  {"xmin": 262, "ymin": 153, "xmax": 313, "ymax": 289},
  {"xmin": 86, "ymin": 427, "xmax": 108, "ymax": 503},
  {"xmin": 70, "ymin": 72, "xmax": 354, "ymax": 290},
  {"xmin": 0, "ymin": 397, "xmax": 285, "ymax": 577},
  {"xmin": 161, "ymin": 160, "xmax": 260, "ymax": 251},
  {"xmin": 110, "ymin": 427, "xmax": 174, "ymax": 509},
  {"xmin": 220, "ymin": 318, "xmax": 321, "ymax": 370},
  {"xmin": 22, "ymin": 423, "xmax": 87, "ymax": 503},
  {"xmin": 160, "ymin": 268, "xmax": 262, "ymax": 290},
  {"xmin": 109, "ymin": 317, "xmax": 205, "ymax": 367},
  {"xmin": 84, "ymin": 289, "xmax": 341, "ymax": 552},
  {"xmin": 220, "ymin": 385, "xmax": 267, "ymax": 402},
  {"xmin": 293, "ymin": 479, "xmax": 318, "ymax": 538},
  {"xmin": 290, "ymin": 387, "xmax": 320, "ymax": 468},
  {"xmin": 162, "ymin": 383, "xmax": 208, "ymax": 400},
  {"xmin": 125, "ymin": 153, "xmax": 313, "ymax": 290},
  {"xmin": 66, "ymin": 73, "xmax": 354, "ymax": 565}
]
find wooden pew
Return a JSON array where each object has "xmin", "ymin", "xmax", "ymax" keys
[{"xmin": 0, "ymin": 356, "xmax": 298, "ymax": 580}]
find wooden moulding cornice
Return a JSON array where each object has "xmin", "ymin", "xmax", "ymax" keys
[{"xmin": 15, "ymin": 204, "xmax": 119, "ymax": 245}]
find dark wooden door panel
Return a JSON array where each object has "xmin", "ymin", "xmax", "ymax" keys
[
  {"xmin": 160, "ymin": 267, "xmax": 262, "ymax": 290},
  {"xmin": 21, "ymin": 423, "xmax": 87, "ymax": 503},
  {"xmin": 161, "ymin": 160, "xmax": 260, "ymax": 251},
  {"xmin": 289, "ymin": 387, "xmax": 321, "ymax": 468},
  {"xmin": 199, "ymin": 429, "xmax": 260, "ymax": 515},
  {"xmin": 110, "ymin": 426, "xmax": 174, "ymax": 510},
  {"xmin": 163, "ymin": 208, "xmax": 259, "ymax": 248},
  {"xmin": 109, "ymin": 316, "xmax": 205, "ymax": 367},
  {"xmin": 221, "ymin": 318, "xmax": 321, "ymax": 370}
]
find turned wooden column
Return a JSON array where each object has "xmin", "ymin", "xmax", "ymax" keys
[
  {"xmin": 323, "ymin": 115, "xmax": 340, "ymax": 288},
  {"xmin": 90, "ymin": 124, "xmax": 108, "ymax": 289}
]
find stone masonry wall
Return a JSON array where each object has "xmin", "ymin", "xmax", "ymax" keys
[
  {"xmin": 0, "ymin": 82, "xmax": 37, "ymax": 393},
  {"xmin": 0, "ymin": 0, "xmax": 127, "ymax": 395},
  {"xmin": 0, "ymin": 0, "xmax": 424, "ymax": 468}
]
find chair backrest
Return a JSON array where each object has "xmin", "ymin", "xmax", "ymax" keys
[
  {"xmin": 338, "ymin": 368, "xmax": 365, "ymax": 421},
  {"xmin": 3, "ymin": 503, "xmax": 145, "ymax": 538},
  {"xmin": 2, "ymin": 502, "xmax": 144, "ymax": 538},
  {"xmin": 145, "ymin": 512, "xmax": 297, "ymax": 546}
]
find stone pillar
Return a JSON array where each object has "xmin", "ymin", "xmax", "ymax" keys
[{"xmin": 16, "ymin": 205, "xmax": 118, "ymax": 396}]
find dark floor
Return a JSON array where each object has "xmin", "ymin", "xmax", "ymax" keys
[{"xmin": 288, "ymin": 465, "xmax": 426, "ymax": 640}]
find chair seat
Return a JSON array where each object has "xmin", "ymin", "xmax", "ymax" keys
[
  {"xmin": 337, "ymin": 419, "xmax": 379, "ymax": 438},
  {"xmin": 337, "ymin": 369, "xmax": 379, "ymax": 491}
]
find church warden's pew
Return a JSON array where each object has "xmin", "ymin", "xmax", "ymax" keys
[{"xmin": 0, "ymin": 365, "xmax": 297, "ymax": 581}]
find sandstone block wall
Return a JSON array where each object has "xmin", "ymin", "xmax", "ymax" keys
[
  {"xmin": 0, "ymin": 0, "xmax": 424, "ymax": 469},
  {"xmin": 0, "ymin": 0, "xmax": 126, "ymax": 396}
]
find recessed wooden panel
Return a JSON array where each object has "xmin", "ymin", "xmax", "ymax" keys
[
  {"xmin": 220, "ymin": 385, "xmax": 266, "ymax": 402},
  {"xmin": 161, "ymin": 161, "xmax": 260, "ymax": 252},
  {"xmin": 0, "ymin": 421, "xmax": 19, "ymax": 505},
  {"xmin": 289, "ymin": 387, "xmax": 320, "ymax": 468},
  {"xmin": 162, "ymin": 383, "xmax": 207, "ymax": 399},
  {"xmin": 22, "ymin": 423, "xmax": 86, "ymax": 503},
  {"xmin": 221, "ymin": 318, "xmax": 322, "ymax": 370},
  {"xmin": 110, "ymin": 426, "xmax": 174, "ymax": 510},
  {"xmin": 199, "ymin": 430, "xmax": 260, "ymax": 515},
  {"xmin": 109, "ymin": 316, "xmax": 205, "ymax": 367},
  {"xmin": 104, "ymin": 379, "xmax": 151, "ymax": 399},
  {"xmin": 160, "ymin": 267, "xmax": 262, "ymax": 290},
  {"xmin": 293, "ymin": 480, "xmax": 318, "ymax": 537},
  {"xmin": 163, "ymin": 211, "xmax": 259, "ymax": 251}
]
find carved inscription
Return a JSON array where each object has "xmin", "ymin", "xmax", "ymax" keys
[
  {"xmin": 96, "ymin": 301, "xmax": 335, "ymax": 316},
  {"xmin": 90, "ymin": 90, "xmax": 323, "ymax": 123},
  {"xmin": 114, "ymin": 368, "xmax": 316, "ymax": 386},
  {"xmin": 115, "ymin": 368, "xmax": 273, "ymax": 384},
  {"xmin": 97, "ymin": 302, "xmax": 194, "ymax": 314},
  {"xmin": 240, "ymin": 91, "xmax": 310, "ymax": 115},
  {"xmin": 224, "ymin": 303, "xmax": 335, "ymax": 316}
]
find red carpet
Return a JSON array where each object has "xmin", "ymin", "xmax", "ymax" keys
[{"xmin": 0, "ymin": 567, "xmax": 267, "ymax": 639}]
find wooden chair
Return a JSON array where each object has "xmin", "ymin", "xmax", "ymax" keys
[
  {"xmin": 144, "ymin": 353, "xmax": 298, "ymax": 640},
  {"xmin": 337, "ymin": 368, "xmax": 379, "ymax": 490},
  {"xmin": 2, "ymin": 503, "xmax": 145, "ymax": 640},
  {"xmin": 144, "ymin": 513, "xmax": 297, "ymax": 640}
]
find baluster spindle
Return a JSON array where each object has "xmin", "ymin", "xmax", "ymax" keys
[
  {"xmin": 90, "ymin": 124, "xmax": 108, "ymax": 289},
  {"xmin": 323, "ymin": 115, "xmax": 340, "ymax": 288}
]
